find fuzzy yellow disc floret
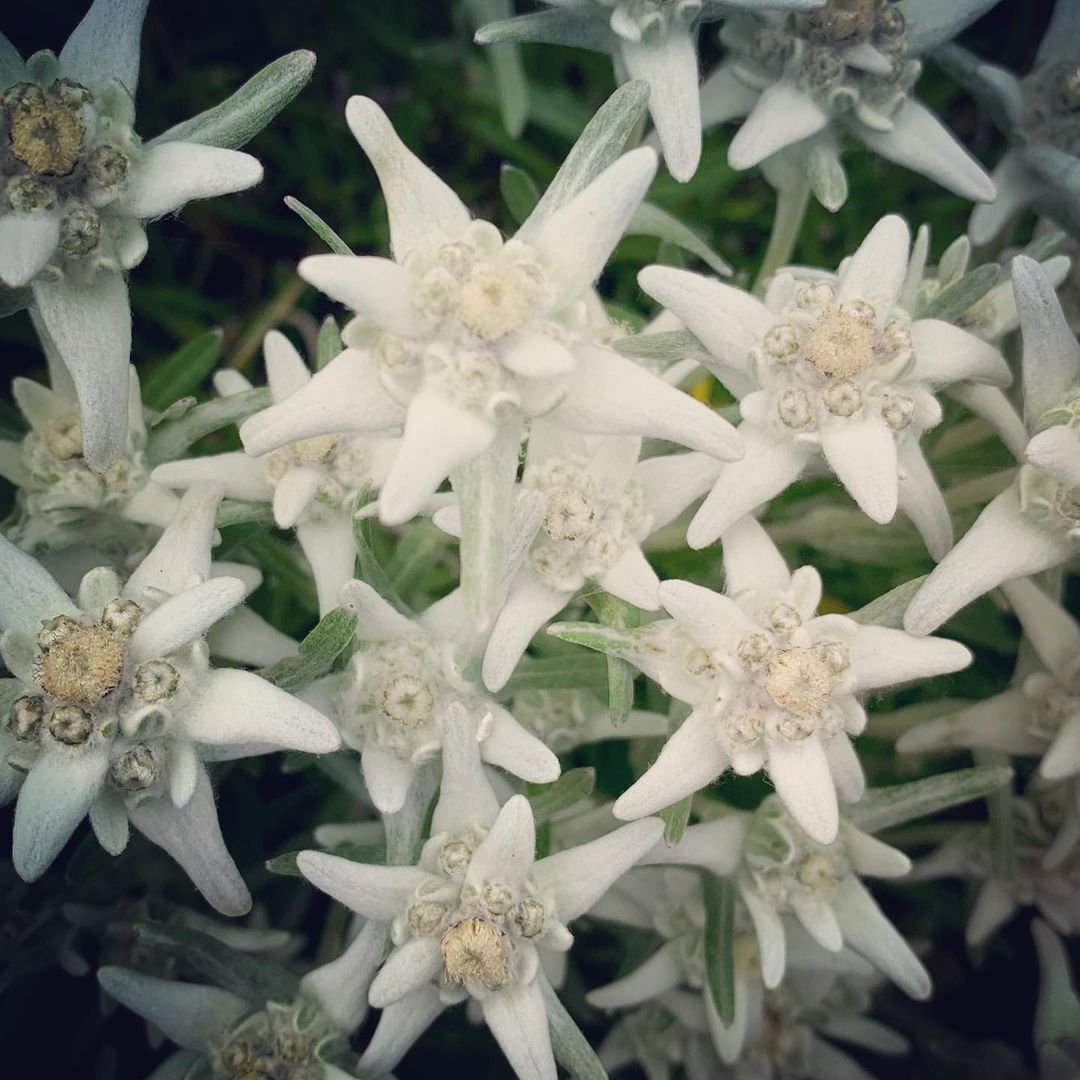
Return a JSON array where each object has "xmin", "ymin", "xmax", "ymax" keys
[{"xmin": 440, "ymin": 918, "xmax": 510, "ymax": 991}]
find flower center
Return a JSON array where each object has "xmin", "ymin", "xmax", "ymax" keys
[
  {"xmin": 5, "ymin": 81, "xmax": 87, "ymax": 177},
  {"xmin": 289, "ymin": 434, "xmax": 339, "ymax": 464},
  {"xmin": 110, "ymin": 743, "xmax": 160, "ymax": 792},
  {"xmin": 800, "ymin": 0, "xmax": 879, "ymax": 43},
  {"xmin": 804, "ymin": 307, "xmax": 877, "ymax": 379},
  {"xmin": 440, "ymin": 918, "xmax": 510, "ymax": 991},
  {"xmin": 764, "ymin": 647, "xmax": 836, "ymax": 717},
  {"xmin": 36, "ymin": 618, "xmax": 126, "ymax": 707},
  {"xmin": 381, "ymin": 674, "xmax": 435, "ymax": 727},
  {"xmin": 457, "ymin": 267, "xmax": 534, "ymax": 342},
  {"xmin": 543, "ymin": 488, "xmax": 595, "ymax": 542}
]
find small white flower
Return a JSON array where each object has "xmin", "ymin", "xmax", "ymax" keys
[
  {"xmin": 904, "ymin": 256, "xmax": 1080, "ymax": 635},
  {"xmin": 638, "ymin": 215, "xmax": 1011, "ymax": 555},
  {"xmin": 0, "ymin": 484, "xmax": 339, "ymax": 911},
  {"xmin": 553, "ymin": 516, "xmax": 971, "ymax": 843},
  {"xmin": 701, "ymin": 0, "xmax": 999, "ymax": 208},
  {"xmin": 297, "ymin": 707, "xmax": 664, "ymax": 1080}
]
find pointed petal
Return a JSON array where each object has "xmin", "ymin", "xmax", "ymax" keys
[
  {"xmin": 483, "ymin": 981, "xmax": 557, "ymax": 1080},
  {"xmin": 207, "ymin": 607, "xmax": 297, "ymax": 667},
  {"xmin": 263, "ymin": 329, "xmax": 311, "ymax": 400},
  {"xmin": 358, "ymin": 988, "xmax": 445, "ymax": 1076},
  {"xmin": 0, "ymin": 534, "xmax": 76, "ymax": 636},
  {"xmin": 339, "ymin": 578, "xmax": 415, "ymax": 640},
  {"xmin": 465, "ymin": 794, "xmax": 537, "ymax": 892},
  {"xmin": 849, "ymin": 624, "xmax": 971, "ymax": 690},
  {"xmin": 720, "ymin": 513, "xmax": 791, "ymax": 596},
  {"xmin": 1041, "ymin": 715, "xmax": 1080, "ymax": 782},
  {"xmin": 500, "ymin": 331, "xmax": 577, "ymax": 378},
  {"xmin": 296, "ymin": 850, "xmax": 433, "ymax": 918},
  {"xmin": 910, "ymin": 319, "xmax": 1010, "ymax": 387},
  {"xmin": 301, "ymin": 920, "xmax": 387, "ymax": 1034},
  {"xmin": 948, "ymin": 383, "xmax": 1029, "ymax": 461},
  {"xmin": 151, "ymin": 453, "xmax": 272, "ymax": 502},
  {"xmin": 129, "ymin": 577, "xmax": 246, "ymax": 661},
  {"xmin": 859, "ymin": 98, "xmax": 996, "ymax": 203},
  {"xmin": 481, "ymin": 704, "xmax": 561, "ymax": 784},
  {"xmin": 825, "ymin": 733, "xmax": 865, "ymax": 804},
  {"xmin": 271, "ymin": 466, "xmax": 321, "ymax": 528},
  {"xmin": 965, "ymin": 878, "xmax": 1017, "ymax": 944},
  {"xmin": 634, "ymin": 451, "xmax": 724, "ymax": 531},
  {"xmin": 1000, "ymin": 578, "xmax": 1080, "ymax": 685},
  {"xmin": 32, "ymin": 273, "xmax": 130, "ymax": 472},
  {"xmin": 844, "ymin": 827, "xmax": 912, "ymax": 878},
  {"xmin": 298, "ymin": 255, "xmax": 423, "ymax": 336},
  {"xmin": 766, "ymin": 735, "xmax": 838, "ymax": 845},
  {"xmin": 361, "ymin": 742, "xmax": 415, "ymax": 814},
  {"xmin": 600, "ymin": 546, "xmax": 661, "ymax": 610},
  {"xmin": 969, "ymin": 150, "xmax": 1040, "ymax": 245},
  {"xmin": 126, "ymin": 143, "xmax": 261, "ymax": 218},
  {"xmin": 821, "ymin": 419, "xmax": 899, "ymax": 525},
  {"xmin": 837, "ymin": 215, "xmax": 910, "ymax": 315},
  {"xmin": 0, "ymin": 212, "xmax": 59, "ymax": 287},
  {"xmin": 483, "ymin": 572, "xmax": 569, "ymax": 691},
  {"xmin": 369, "ymin": 937, "xmax": 443, "ymax": 1008},
  {"xmin": 896, "ymin": 688, "xmax": 1042, "ymax": 756},
  {"xmin": 641, "ymin": 814, "xmax": 749, "ymax": 877},
  {"xmin": 700, "ymin": 61, "xmax": 760, "ymax": 129},
  {"xmin": 182, "ymin": 668, "xmax": 340, "ymax": 754},
  {"xmin": 729, "ymin": 80, "xmax": 829, "ymax": 169},
  {"xmin": 791, "ymin": 892, "xmax": 844, "ymax": 951},
  {"xmin": 432, "ymin": 702, "xmax": 500, "ymax": 836},
  {"xmin": 129, "ymin": 761, "xmax": 251, "ymax": 915},
  {"xmin": 897, "ymin": 437, "xmax": 952, "ymax": 561},
  {"xmin": 739, "ymin": 881, "xmax": 787, "ymax": 988},
  {"xmin": 1027, "ymin": 426, "xmax": 1080, "ymax": 489},
  {"xmin": 297, "ymin": 515, "xmax": 357, "ymax": 618},
  {"xmin": 658, "ymin": 579, "xmax": 756, "ymax": 644},
  {"xmin": 89, "ymin": 787, "xmax": 129, "ymax": 854},
  {"xmin": 60, "ymin": 0, "xmax": 150, "ymax": 92},
  {"xmin": 613, "ymin": 709, "xmax": 728, "ymax": 820},
  {"xmin": 588, "ymin": 941, "xmax": 683, "ymax": 1008}
]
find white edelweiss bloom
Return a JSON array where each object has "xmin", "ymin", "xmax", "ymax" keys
[
  {"xmin": 0, "ymin": 1, "xmax": 311, "ymax": 471},
  {"xmin": 475, "ymin": 0, "xmax": 824, "ymax": 183},
  {"xmin": 238, "ymin": 95, "xmax": 741, "ymax": 628},
  {"xmin": 512, "ymin": 688, "xmax": 668, "ymax": 754},
  {"xmin": 98, "ymin": 966, "xmax": 362, "ymax": 1080},
  {"xmin": 296, "ymin": 707, "xmax": 664, "ymax": 1080},
  {"xmin": 899, "ymin": 578, "xmax": 1080, "ymax": 784},
  {"xmin": 554, "ymin": 516, "xmax": 971, "ymax": 843},
  {"xmin": 152, "ymin": 330, "xmax": 401, "ymax": 616},
  {"xmin": 701, "ymin": 0, "xmax": 999, "ymax": 209},
  {"xmin": 905, "ymin": 257, "xmax": 1080, "ymax": 636},
  {"xmin": 0, "ymin": 363, "xmax": 178, "ymax": 554},
  {"xmin": 636, "ymin": 215, "xmax": 1011, "ymax": 556},
  {"xmin": 313, "ymin": 578, "xmax": 559, "ymax": 815},
  {"xmin": 0, "ymin": 483, "xmax": 339, "ymax": 911}
]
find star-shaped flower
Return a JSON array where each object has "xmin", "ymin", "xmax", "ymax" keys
[
  {"xmin": 637, "ymin": 215, "xmax": 1010, "ymax": 555},
  {"xmin": 0, "ymin": 0, "xmax": 314, "ymax": 470},
  {"xmin": 700, "ymin": 0, "xmax": 999, "ymax": 208},
  {"xmin": 552, "ymin": 515, "xmax": 971, "ymax": 843},
  {"xmin": 0, "ymin": 484, "xmax": 339, "ymax": 910}
]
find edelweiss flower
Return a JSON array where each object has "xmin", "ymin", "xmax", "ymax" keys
[
  {"xmin": 0, "ymin": 363, "xmax": 177, "ymax": 553},
  {"xmin": 637, "ymin": 215, "xmax": 1010, "ymax": 555},
  {"xmin": 239, "ymin": 95, "xmax": 741, "ymax": 626},
  {"xmin": 311, "ymin": 579, "xmax": 559, "ymax": 814},
  {"xmin": 954, "ymin": 0, "xmax": 1080, "ymax": 242},
  {"xmin": 701, "ymin": 0, "xmax": 998, "ymax": 208},
  {"xmin": 297, "ymin": 707, "xmax": 663, "ymax": 1080},
  {"xmin": 905, "ymin": 257, "xmax": 1080, "ymax": 635},
  {"xmin": 475, "ymin": 0, "xmax": 823, "ymax": 183},
  {"xmin": 553, "ymin": 515, "xmax": 971, "ymax": 843},
  {"xmin": 0, "ymin": 1, "xmax": 312, "ymax": 470},
  {"xmin": 899, "ymin": 578, "xmax": 1080, "ymax": 783},
  {"xmin": 0, "ymin": 484, "xmax": 339, "ymax": 910},
  {"xmin": 153, "ymin": 331, "xmax": 400, "ymax": 615}
]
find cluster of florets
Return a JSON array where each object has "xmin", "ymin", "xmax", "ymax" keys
[
  {"xmin": 263, "ymin": 433, "xmax": 377, "ymax": 518},
  {"xmin": 212, "ymin": 1000, "xmax": 345, "ymax": 1080},
  {"xmin": 1021, "ymin": 59, "xmax": 1080, "ymax": 156}
]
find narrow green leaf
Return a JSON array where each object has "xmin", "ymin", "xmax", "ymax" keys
[
  {"xmin": 145, "ymin": 387, "xmax": 270, "ymax": 467},
  {"xmin": 267, "ymin": 841, "xmax": 385, "ymax": 878},
  {"xmin": 846, "ymin": 765, "xmax": 1014, "ymax": 834},
  {"xmin": 614, "ymin": 329, "xmax": 710, "ymax": 365},
  {"xmin": 539, "ymin": 976, "xmax": 609, "ymax": 1080},
  {"xmin": 629, "ymin": 203, "xmax": 731, "ymax": 276},
  {"xmin": 528, "ymin": 768, "xmax": 596, "ymax": 824},
  {"xmin": 148, "ymin": 396, "xmax": 196, "ymax": 428},
  {"xmin": 285, "ymin": 196, "xmax": 353, "ymax": 256},
  {"xmin": 501, "ymin": 654, "xmax": 610, "ymax": 695},
  {"xmin": 848, "ymin": 575, "xmax": 928, "ymax": 628},
  {"xmin": 257, "ymin": 606, "xmax": 358, "ymax": 692},
  {"xmin": 216, "ymin": 499, "xmax": 274, "ymax": 529},
  {"xmin": 316, "ymin": 316, "xmax": 343, "ymax": 370},
  {"xmin": 387, "ymin": 519, "xmax": 450, "ymax": 597},
  {"xmin": 150, "ymin": 50, "xmax": 316, "ymax": 149},
  {"xmin": 500, "ymin": 163, "xmax": 541, "ymax": 225},
  {"xmin": 703, "ymin": 873, "xmax": 737, "ymax": 1026},
  {"xmin": 586, "ymin": 593, "xmax": 639, "ymax": 725},
  {"xmin": 660, "ymin": 794, "xmax": 693, "ymax": 844},
  {"xmin": 547, "ymin": 621, "xmax": 640, "ymax": 660},
  {"xmin": 353, "ymin": 497, "xmax": 412, "ymax": 615},
  {"xmin": 141, "ymin": 330, "xmax": 223, "ymax": 411},
  {"xmin": 979, "ymin": 750, "xmax": 1017, "ymax": 877},
  {"xmin": 921, "ymin": 263, "xmax": 1000, "ymax": 322}
]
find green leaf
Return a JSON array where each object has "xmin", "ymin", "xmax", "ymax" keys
[
  {"xmin": 216, "ymin": 499, "xmax": 275, "ymax": 529},
  {"xmin": 150, "ymin": 50, "xmax": 316, "ymax": 149},
  {"xmin": 133, "ymin": 923, "xmax": 299, "ymax": 1003},
  {"xmin": 660, "ymin": 794, "xmax": 693, "ymax": 844},
  {"xmin": 141, "ymin": 330, "xmax": 223, "ymax": 411},
  {"xmin": 501, "ymin": 654, "xmax": 610, "ymax": 695},
  {"xmin": 546, "ymin": 621, "xmax": 641, "ymax": 661},
  {"xmin": 539, "ymin": 976, "xmax": 609, "ymax": 1080},
  {"xmin": 284, "ymin": 196, "xmax": 354, "ymax": 256},
  {"xmin": 528, "ymin": 768, "xmax": 596, "ymax": 824},
  {"xmin": 387, "ymin": 519, "xmax": 450, "ymax": 598},
  {"xmin": 352, "ymin": 497, "xmax": 412, "ymax": 615},
  {"xmin": 921, "ymin": 263, "xmax": 1000, "ymax": 322},
  {"xmin": 614, "ymin": 329, "xmax": 711, "ymax": 366},
  {"xmin": 316, "ymin": 316, "xmax": 343, "ymax": 370},
  {"xmin": 848, "ymin": 575, "xmax": 929, "ymax": 628},
  {"xmin": 257, "ymin": 606, "xmax": 358, "ymax": 692},
  {"xmin": 628, "ymin": 203, "xmax": 731, "ymax": 276},
  {"xmin": 146, "ymin": 387, "xmax": 270, "ymax": 466},
  {"xmin": 500, "ymin": 163, "xmax": 541, "ymax": 225},
  {"xmin": 586, "ymin": 593, "xmax": 639, "ymax": 725},
  {"xmin": 703, "ymin": 874, "xmax": 737, "ymax": 1026},
  {"xmin": 267, "ymin": 841, "xmax": 385, "ymax": 877},
  {"xmin": 846, "ymin": 765, "xmax": 1014, "ymax": 834}
]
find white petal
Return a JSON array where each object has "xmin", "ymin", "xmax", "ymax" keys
[
  {"xmin": 129, "ymin": 577, "xmax": 246, "ymax": 661},
  {"xmin": 728, "ymin": 80, "xmax": 829, "ymax": 169},
  {"xmin": 766, "ymin": 735, "xmax": 838, "ymax": 845},
  {"xmin": 821, "ymin": 419, "xmax": 899, "ymax": 525},
  {"xmin": 379, "ymin": 391, "xmax": 495, "ymax": 526},
  {"xmin": 60, "ymin": 0, "xmax": 149, "ymax": 91},
  {"xmin": 896, "ymin": 689, "xmax": 1043, "ymax": 757},
  {"xmin": 619, "ymin": 31, "xmax": 701, "ymax": 182},
  {"xmin": 97, "ymin": 967, "xmax": 246, "ymax": 1051},
  {"xmin": 263, "ymin": 329, "xmax": 311, "ymax": 401},
  {"xmin": 465, "ymin": 794, "xmax": 537, "ymax": 892},
  {"xmin": 13, "ymin": 746, "xmax": 108, "ymax": 881},
  {"xmin": 368, "ymin": 937, "xmax": 443, "ymax": 1008},
  {"xmin": 0, "ymin": 212, "xmax": 59, "ymax": 287},
  {"xmin": 0, "ymin": 534, "xmax": 77, "ymax": 636},
  {"xmin": 720, "ymin": 513, "xmax": 792, "ymax": 596},
  {"xmin": 129, "ymin": 761, "xmax": 251, "ymax": 915},
  {"xmin": 849, "ymin": 624, "xmax": 971, "ymax": 690},
  {"xmin": 482, "ymin": 981, "xmax": 557, "ymax": 1080},
  {"xmin": 587, "ymin": 942, "xmax": 683, "ymax": 1008},
  {"xmin": 700, "ymin": 62, "xmax": 760, "ymax": 129},
  {"xmin": 432, "ymin": 702, "xmax": 501, "ymax": 836},
  {"xmin": 500, "ymin": 331, "xmax": 577, "ymax": 378},
  {"xmin": 182, "ymin": 668, "xmax": 340, "ymax": 754},
  {"xmin": 949, "ymin": 383, "xmax": 1029, "ymax": 462},
  {"xmin": 791, "ymin": 892, "xmax": 844, "ymax": 951},
  {"xmin": 298, "ymin": 255, "xmax": 423, "ymax": 336},
  {"xmin": 552, "ymin": 344, "xmax": 743, "ymax": 461},
  {"xmin": 966, "ymin": 879, "xmax": 1017, "ymax": 945},
  {"xmin": 837, "ymin": 215, "xmax": 910, "ymax": 317},
  {"xmin": 1040, "ymin": 714, "xmax": 1080, "ymax": 782},
  {"xmin": 272, "ymin": 466, "xmax": 321, "ymax": 528},
  {"xmin": 32, "ymin": 272, "xmax": 131, "ymax": 472},
  {"xmin": 910, "ymin": 319, "xmax": 1011, "ymax": 387},
  {"xmin": 969, "ymin": 150, "xmax": 1040, "ymax": 245},
  {"xmin": 481, "ymin": 704, "xmax": 561, "ymax": 784},
  {"xmin": 1026, "ymin": 426, "xmax": 1080, "ymax": 489},
  {"xmin": 126, "ymin": 143, "xmax": 262, "ymax": 218},
  {"xmin": 534, "ymin": 818, "xmax": 665, "ymax": 922},
  {"xmin": 687, "ymin": 427, "xmax": 810, "ymax": 548},
  {"xmin": 843, "ymin": 827, "xmax": 912, "ymax": 878},
  {"xmin": 634, "ymin": 451, "xmax": 725, "ymax": 530},
  {"xmin": 808, "ymin": 1038, "xmax": 878, "ymax": 1080},
  {"xmin": 344, "ymin": 95, "xmax": 472, "ymax": 261},
  {"xmin": 825, "ymin": 733, "xmax": 865, "ymax": 805},
  {"xmin": 240, "ymin": 349, "xmax": 404, "ymax": 456},
  {"xmin": 658, "ymin": 579, "xmax": 757, "ymax": 644},
  {"xmin": 613, "ymin": 709, "xmax": 728, "ymax": 820},
  {"xmin": 88, "ymin": 788, "xmax": 129, "ymax": 854},
  {"xmin": 121, "ymin": 482, "xmax": 181, "ymax": 529},
  {"xmin": 340, "ymin": 579, "xmax": 415, "ymax": 641},
  {"xmin": 1000, "ymin": 578, "xmax": 1080, "ymax": 685},
  {"xmin": 296, "ymin": 849, "xmax": 434, "ymax": 918},
  {"xmin": 859, "ymin": 98, "xmax": 996, "ymax": 202},
  {"xmin": 739, "ymin": 880, "xmax": 787, "ymax": 988},
  {"xmin": 525, "ymin": 148, "xmax": 657, "ymax": 308},
  {"xmin": 168, "ymin": 739, "xmax": 199, "ymax": 808},
  {"xmin": 640, "ymin": 814, "xmax": 749, "ymax": 877},
  {"xmin": 818, "ymin": 1015, "xmax": 908, "ymax": 1056},
  {"xmin": 482, "ymin": 572, "xmax": 569, "ymax": 691},
  {"xmin": 151, "ymin": 453, "xmax": 272, "ymax": 502},
  {"xmin": 361, "ymin": 742, "xmax": 416, "ymax": 814},
  {"xmin": 903, "ymin": 490, "xmax": 1075, "ymax": 635},
  {"xmin": 207, "ymin": 607, "xmax": 297, "ymax": 667},
  {"xmin": 357, "ymin": 987, "xmax": 445, "ymax": 1076},
  {"xmin": 301, "ymin": 920, "xmax": 387, "ymax": 1033},
  {"xmin": 897, "ymin": 437, "xmax": 952, "ymax": 561},
  {"xmin": 599, "ymin": 546, "xmax": 661, "ymax": 611},
  {"xmin": 638, "ymin": 265, "xmax": 774, "ymax": 376},
  {"xmin": 297, "ymin": 515, "xmax": 358, "ymax": 618}
]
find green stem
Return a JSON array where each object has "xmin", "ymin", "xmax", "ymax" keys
[{"xmin": 754, "ymin": 172, "xmax": 811, "ymax": 293}]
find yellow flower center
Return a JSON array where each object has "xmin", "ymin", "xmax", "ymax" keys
[
  {"xmin": 37, "ymin": 623, "xmax": 125, "ymax": 707},
  {"xmin": 7, "ymin": 84, "xmax": 87, "ymax": 177},
  {"xmin": 764, "ymin": 647, "xmax": 835, "ymax": 717},
  {"xmin": 440, "ymin": 918, "xmax": 510, "ymax": 991},
  {"xmin": 804, "ymin": 307, "xmax": 877, "ymax": 380}
]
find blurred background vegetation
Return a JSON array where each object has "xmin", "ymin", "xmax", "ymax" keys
[{"xmin": 0, "ymin": 1, "xmax": 1072, "ymax": 1078}]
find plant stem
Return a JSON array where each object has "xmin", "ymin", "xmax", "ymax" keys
[{"xmin": 754, "ymin": 172, "xmax": 811, "ymax": 293}]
